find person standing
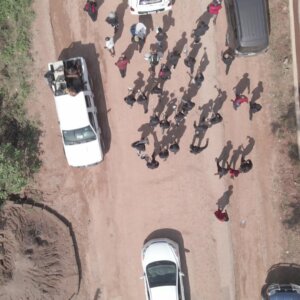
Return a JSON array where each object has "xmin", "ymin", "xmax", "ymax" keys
[
  {"xmin": 239, "ymin": 157, "xmax": 253, "ymax": 173},
  {"xmin": 214, "ymin": 158, "xmax": 229, "ymax": 178},
  {"xmin": 115, "ymin": 55, "xmax": 130, "ymax": 78},
  {"xmin": 193, "ymin": 21, "xmax": 209, "ymax": 44},
  {"xmin": 168, "ymin": 50, "xmax": 181, "ymax": 69},
  {"xmin": 229, "ymin": 168, "xmax": 240, "ymax": 178},
  {"xmin": 190, "ymin": 139, "xmax": 209, "ymax": 154},
  {"xmin": 150, "ymin": 112, "xmax": 160, "ymax": 127},
  {"xmin": 124, "ymin": 93, "xmax": 136, "ymax": 107},
  {"xmin": 146, "ymin": 155, "xmax": 159, "ymax": 169},
  {"xmin": 170, "ymin": 141, "xmax": 180, "ymax": 154},
  {"xmin": 159, "ymin": 146, "xmax": 169, "ymax": 160},
  {"xmin": 105, "ymin": 11, "xmax": 119, "ymax": 33},
  {"xmin": 193, "ymin": 72, "xmax": 205, "ymax": 87},
  {"xmin": 231, "ymin": 94, "xmax": 248, "ymax": 110},
  {"xmin": 83, "ymin": 0, "xmax": 97, "ymax": 22},
  {"xmin": 155, "ymin": 27, "xmax": 167, "ymax": 51},
  {"xmin": 131, "ymin": 137, "xmax": 149, "ymax": 152},
  {"xmin": 210, "ymin": 113, "xmax": 223, "ymax": 125},
  {"xmin": 130, "ymin": 22, "xmax": 147, "ymax": 52},
  {"xmin": 208, "ymin": 0, "xmax": 222, "ymax": 24},
  {"xmin": 214, "ymin": 208, "xmax": 229, "ymax": 222},
  {"xmin": 222, "ymin": 48, "xmax": 235, "ymax": 75},
  {"xmin": 104, "ymin": 37, "xmax": 115, "ymax": 56}
]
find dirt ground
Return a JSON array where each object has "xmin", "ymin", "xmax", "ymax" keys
[
  {"xmin": 0, "ymin": 203, "xmax": 78, "ymax": 300},
  {"xmin": 11, "ymin": 0, "xmax": 298, "ymax": 299}
]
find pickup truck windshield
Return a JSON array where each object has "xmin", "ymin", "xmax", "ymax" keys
[{"xmin": 63, "ymin": 126, "xmax": 96, "ymax": 145}]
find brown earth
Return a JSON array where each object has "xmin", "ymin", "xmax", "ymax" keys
[
  {"xmin": 2, "ymin": 0, "xmax": 297, "ymax": 299},
  {"xmin": 0, "ymin": 203, "xmax": 78, "ymax": 300}
]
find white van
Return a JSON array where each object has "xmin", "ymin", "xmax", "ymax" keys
[{"xmin": 46, "ymin": 57, "xmax": 103, "ymax": 167}]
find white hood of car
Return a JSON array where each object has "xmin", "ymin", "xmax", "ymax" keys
[
  {"xmin": 64, "ymin": 139, "xmax": 103, "ymax": 167},
  {"xmin": 150, "ymin": 286, "xmax": 178, "ymax": 300}
]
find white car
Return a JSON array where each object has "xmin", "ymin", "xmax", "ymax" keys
[
  {"xmin": 141, "ymin": 238, "xmax": 185, "ymax": 300},
  {"xmin": 129, "ymin": 0, "xmax": 172, "ymax": 15},
  {"xmin": 47, "ymin": 57, "xmax": 103, "ymax": 167}
]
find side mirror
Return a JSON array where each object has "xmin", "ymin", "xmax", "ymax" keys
[
  {"xmin": 179, "ymin": 272, "xmax": 185, "ymax": 277},
  {"xmin": 140, "ymin": 275, "xmax": 145, "ymax": 280}
]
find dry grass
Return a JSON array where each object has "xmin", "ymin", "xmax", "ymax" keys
[{"xmin": 268, "ymin": 0, "xmax": 300, "ymax": 261}]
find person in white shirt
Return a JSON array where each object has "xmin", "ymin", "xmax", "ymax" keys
[{"xmin": 104, "ymin": 37, "xmax": 115, "ymax": 56}]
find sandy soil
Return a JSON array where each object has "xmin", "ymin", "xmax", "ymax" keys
[
  {"xmin": 0, "ymin": 203, "xmax": 78, "ymax": 300},
  {"xmin": 25, "ymin": 0, "xmax": 285, "ymax": 299}
]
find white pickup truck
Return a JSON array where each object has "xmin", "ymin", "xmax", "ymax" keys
[{"xmin": 46, "ymin": 57, "xmax": 103, "ymax": 167}]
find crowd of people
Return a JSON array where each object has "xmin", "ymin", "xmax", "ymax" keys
[{"xmin": 83, "ymin": 0, "xmax": 264, "ymax": 222}]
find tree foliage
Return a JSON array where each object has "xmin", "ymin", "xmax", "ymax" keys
[{"xmin": 0, "ymin": 0, "xmax": 41, "ymax": 205}]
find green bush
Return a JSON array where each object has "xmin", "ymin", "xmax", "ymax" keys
[{"xmin": 0, "ymin": 0, "xmax": 41, "ymax": 205}]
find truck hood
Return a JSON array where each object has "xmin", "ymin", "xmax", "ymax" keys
[{"xmin": 64, "ymin": 139, "xmax": 103, "ymax": 167}]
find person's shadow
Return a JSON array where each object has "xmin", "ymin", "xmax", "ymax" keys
[
  {"xmin": 233, "ymin": 72, "xmax": 251, "ymax": 95},
  {"xmin": 218, "ymin": 141, "xmax": 233, "ymax": 167},
  {"xmin": 229, "ymin": 145, "xmax": 243, "ymax": 169},
  {"xmin": 163, "ymin": 11, "xmax": 175, "ymax": 33},
  {"xmin": 212, "ymin": 86, "xmax": 227, "ymax": 114},
  {"xmin": 122, "ymin": 43, "xmax": 136, "ymax": 60},
  {"xmin": 133, "ymin": 71, "xmax": 145, "ymax": 91},
  {"xmin": 113, "ymin": 0, "xmax": 127, "ymax": 44},
  {"xmin": 139, "ymin": 15, "xmax": 154, "ymax": 32},
  {"xmin": 165, "ymin": 93, "xmax": 177, "ymax": 117},
  {"xmin": 216, "ymin": 185, "xmax": 233, "ymax": 210},
  {"xmin": 199, "ymin": 48, "xmax": 209, "ymax": 73},
  {"xmin": 242, "ymin": 136, "xmax": 255, "ymax": 157},
  {"xmin": 195, "ymin": 10, "xmax": 213, "ymax": 26},
  {"xmin": 251, "ymin": 81, "xmax": 264, "ymax": 103},
  {"xmin": 153, "ymin": 91, "xmax": 170, "ymax": 117},
  {"xmin": 173, "ymin": 32, "xmax": 188, "ymax": 54},
  {"xmin": 198, "ymin": 99, "xmax": 213, "ymax": 120},
  {"xmin": 138, "ymin": 122, "xmax": 154, "ymax": 139},
  {"xmin": 188, "ymin": 42, "xmax": 202, "ymax": 64}
]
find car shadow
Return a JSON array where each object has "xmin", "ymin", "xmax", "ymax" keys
[
  {"xmin": 261, "ymin": 263, "xmax": 300, "ymax": 298},
  {"xmin": 144, "ymin": 228, "xmax": 191, "ymax": 300},
  {"xmin": 58, "ymin": 41, "xmax": 111, "ymax": 154}
]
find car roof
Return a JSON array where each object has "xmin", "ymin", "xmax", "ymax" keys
[
  {"xmin": 55, "ymin": 92, "xmax": 90, "ymax": 130},
  {"xmin": 234, "ymin": 0, "xmax": 269, "ymax": 49}
]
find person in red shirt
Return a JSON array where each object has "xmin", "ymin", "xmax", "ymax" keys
[
  {"xmin": 115, "ymin": 55, "xmax": 130, "ymax": 78},
  {"xmin": 83, "ymin": 1, "xmax": 97, "ymax": 22},
  {"xmin": 208, "ymin": 0, "xmax": 222, "ymax": 24},
  {"xmin": 229, "ymin": 168, "xmax": 240, "ymax": 178},
  {"xmin": 231, "ymin": 94, "xmax": 249, "ymax": 110},
  {"xmin": 214, "ymin": 208, "xmax": 229, "ymax": 222}
]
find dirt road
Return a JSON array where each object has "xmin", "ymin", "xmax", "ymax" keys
[{"xmin": 29, "ymin": 0, "xmax": 283, "ymax": 299}]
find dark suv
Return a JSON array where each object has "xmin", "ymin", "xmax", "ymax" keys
[{"xmin": 225, "ymin": 0, "xmax": 269, "ymax": 56}]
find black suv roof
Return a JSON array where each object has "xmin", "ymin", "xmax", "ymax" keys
[{"xmin": 234, "ymin": 0, "xmax": 269, "ymax": 50}]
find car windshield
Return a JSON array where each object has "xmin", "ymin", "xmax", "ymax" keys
[
  {"xmin": 146, "ymin": 261, "xmax": 177, "ymax": 288},
  {"xmin": 63, "ymin": 125, "xmax": 96, "ymax": 145},
  {"xmin": 139, "ymin": 0, "xmax": 162, "ymax": 5}
]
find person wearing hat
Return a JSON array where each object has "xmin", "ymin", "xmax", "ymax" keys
[
  {"xmin": 130, "ymin": 22, "xmax": 147, "ymax": 52},
  {"xmin": 106, "ymin": 11, "xmax": 119, "ymax": 33}
]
